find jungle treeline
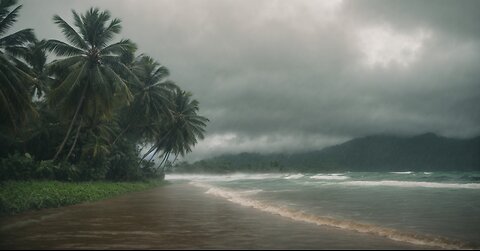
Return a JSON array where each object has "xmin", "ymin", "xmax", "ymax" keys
[{"xmin": 0, "ymin": 0, "xmax": 208, "ymax": 181}]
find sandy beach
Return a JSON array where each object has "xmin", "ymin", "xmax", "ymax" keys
[{"xmin": 0, "ymin": 182, "xmax": 426, "ymax": 249}]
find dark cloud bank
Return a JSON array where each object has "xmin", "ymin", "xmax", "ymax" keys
[{"xmin": 18, "ymin": 0, "xmax": 480, "ymax": 160}]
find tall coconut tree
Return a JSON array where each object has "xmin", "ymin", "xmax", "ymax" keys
[
  {"xmin": 45, "ymin": 7, "xmax": 137, "ymax": 161},
  {"xmin": 0, "ymin": 0, "xmax": 36, "ymax": 134},
  {"xmin": 151, "ymin": 90, "xmax": 208, "ymax": 172},
  {"xmin": 114, "ymin": 54, "xmax": 177, "ymax": 146}
]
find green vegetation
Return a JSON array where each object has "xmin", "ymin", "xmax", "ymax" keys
[
  {"xmin": 174, "ymin": 133, "xmax": 480, "ymax": 173},
  {"xmin": 0, "ymin": 0, "xmax": 208, "ymax": 182},
  {"xmin": 0, "ymin": 180, "xmax": 166, "ymax": 216}
]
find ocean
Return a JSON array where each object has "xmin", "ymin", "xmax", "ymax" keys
[{"xmin": 166, "ymin": 172, "xmax": 480, "ymax": 249}]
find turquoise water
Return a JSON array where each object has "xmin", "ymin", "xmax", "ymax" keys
[{"xmin": 166, "ymin": 172, "xmax": 480, "ymax": 249}]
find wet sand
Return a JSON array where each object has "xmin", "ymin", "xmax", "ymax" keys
[{"xmin": 0, "ymin": 182, "xmax": 426, "ymax": 249}]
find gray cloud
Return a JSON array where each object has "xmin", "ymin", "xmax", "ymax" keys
[{"xmin": 17, "ymin": 0, "xmax": 480, "ymax": 160}]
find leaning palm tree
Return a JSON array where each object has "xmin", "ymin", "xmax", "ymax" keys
[
  {"xmin": 151, "ymin": 90, "xmax": 208, "ymax": 172},
  {"xmin": 114, "ymin": 54, "xmax": 177, "ymax": 146},
  {"xmin": 45, "ymin": 7, "xmax": 137, "ymax": 161},
  {"xmin": 0, "ymin": 0, "xmax": 36, "ymax": 133}
]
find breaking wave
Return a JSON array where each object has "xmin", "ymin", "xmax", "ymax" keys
[
  {"xmin": 340, "ymin": 180, "xmax": 480, "ymax": 189},
  {"xmin": 284, "ymin": 174, "xmax": 305, "ymax": 179},
  {"xmin": 310, "ymin": 174, "xmax": 349, "ymax": 180},
  {"xmin": 166, "ymin": 173, "xmax": 284, "ymax": 182},
  {"xmin": 191, "ymin": 182, "xmax": 474, "ymax": 249},
  {"xmin": 390, "ymin": 171, "xmax": 414, "ymax": 174}
]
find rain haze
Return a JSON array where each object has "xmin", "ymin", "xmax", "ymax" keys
[
  {"xmin": 17, "ymin": 0, "xmax": 480, "ymax": 160},
  {"xmin": 2, "ymin": 1, "xmax": 480, "ymax": 249}
]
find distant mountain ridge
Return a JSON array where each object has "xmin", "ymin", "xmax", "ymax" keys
[{"xmin": 175, "ymin": 133, "xmax": 480, "ymax": 173}]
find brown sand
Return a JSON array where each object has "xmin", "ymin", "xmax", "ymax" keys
[{"xmin": 0, "ymin": 182, "xmax": 426, "ymax": 249}]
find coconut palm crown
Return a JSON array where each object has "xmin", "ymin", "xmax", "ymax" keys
[
  {"xmin": 45, "ymin": 7, "xmax": 137, "ymax": 160},
  {"xmin": 0, "ymin": 0, "xmax": 36, "ymax": 133}
]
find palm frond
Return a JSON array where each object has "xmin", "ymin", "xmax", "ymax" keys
[
  {"xmin": 3, "ymin": 44, "xmax": 27, "ymax": 58},
  {"xmin": 46, "ymin": 55, "xmax": 84, "ymax": 76},
  {"xmin": 49, "ymin": 61, "xmax": 87, "ymax": 104},
  {"xmin": 53, "ymin": 14, "xmax": 88, "ymax": 49},
  {"xmin": 104, "ymin": 65, "xmax": 133, "ymax": 104},
  {"xmin": 99, "ymin": 39, "xmax": 136, "ymax": 56},
  {"xmin": 0, "ymin": 3, "xmax": 20, "ymax": 36},
  {"xmin": 44, "ymin": 39, "xmax": 84, "ymax": 57},
  {"xmin": 0, "ymin": 28, "xmax": 35, "ymax": 47},
  {"xmin": 97, "ymin": 17, "xmax": 121, "ymax": 46}
]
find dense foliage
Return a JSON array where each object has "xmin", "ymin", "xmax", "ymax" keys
[{"xmin": 0, "ymin": 0, "xmax": 207, "ymax": 181}]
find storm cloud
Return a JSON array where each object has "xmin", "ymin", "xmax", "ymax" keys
[{"xmin": 17, "ymin": 0, "xmax": 480, "ymax": 160}]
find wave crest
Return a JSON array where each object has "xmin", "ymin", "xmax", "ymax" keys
[
  {"xmin": 191, "ymin": 182, "xmax": 474, "ymax": 249},
  {"xmin": 341, "ymin": 180, "xmax": 480, "ymax": 189},
  {"xmin": 310, "ymin": 174, "xmax": 349, "ymax": 180}
]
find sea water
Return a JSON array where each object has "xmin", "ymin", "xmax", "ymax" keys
[{"xmin": 166, "ymin": 172, "xmax": 480, "ymax": 249}]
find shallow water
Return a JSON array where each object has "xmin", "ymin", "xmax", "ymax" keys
[
  {"xmin": 168, "ymin": 171, "xmax": 480, "ymax": 249},
  {"xmin": 0, "ymin": 183, "xmax": 430, "ymax": 249}
]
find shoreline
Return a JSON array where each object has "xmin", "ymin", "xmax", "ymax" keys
[{"xmin": 0, "ymin": 182, "xmax": 427, "ymax": 249}]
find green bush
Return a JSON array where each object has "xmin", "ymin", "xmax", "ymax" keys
[
  {"xmin": 0, "ymin": 180, "xmax": 167, "ymax": 216},
  {"xmin": 0, "ymin": 146, "xmax": 162, "ymax": 182},
  {"xmin": 77, "ymin": 158, "xmax": 109, "ymax": 181},
  {"xmin": 34, "ymin": 160, "xmax": 56, "ymax": 179},
  {"xmin": 106, "ymin": 149, "xmax": 143, "ymax": 181},
  {"xmin": 54, "ymin": 162, "xmax": 80, "ymax": 181},
  {"xmin": 0, "ymin": 153, "xmax": 36, "ymax": 180}
]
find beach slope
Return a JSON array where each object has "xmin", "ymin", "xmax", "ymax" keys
[{"xmin": 0, "ymin": 182, "xmax": 424, "ymax": 249}]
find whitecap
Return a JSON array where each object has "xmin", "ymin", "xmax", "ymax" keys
[
  {"xmin": 166, "ymin": 173, "xmax": 284, "ymax": 182},
  {"xmin": 340, "ymin": 180, "xmax": 480, "ymax": 189},
  {"xmin": 190, "ymin": 182, "xmax": 472, "ymax": 249},
  {"xmin": 284, "ymin": 174, "xmax": 304, "ymax": 179},
  {"xmin": 310, "ymin": 175, "xmax": 349, "ymax": 180}
]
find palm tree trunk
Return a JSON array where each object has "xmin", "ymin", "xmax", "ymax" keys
[
  {"xmin": 158, "ymin": 151, "xmax": 170, "ymax": 170},
  {"xmin": 52, "ymin": 84, "xmax": 87, "ymax": 161},
  {"xmin": 140, "ymin": 144, "xmax": 157, "ymax": 162},
  {"xmin": 155, "ymin": 152, "xmax": 169, "ymax": 174},
  {"xmin": 172, "ymin": 154, "xmax": 179, "ymax": 165},
  {"xmin": 111, "ymin": 123, "xmax": 131, "ymax": 146},
  {"xmin": 65, "ymin": 117, "xmax": 83, "ymax": 161},
  {"xmin": 139, "ymin": 129, "xmax": 173, "ymax": 162},
  {"xmin": 148, "ymin": 149, "xmax": 160, "ymax": 163}
]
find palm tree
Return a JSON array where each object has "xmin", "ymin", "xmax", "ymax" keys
[
  {"xmin": 113, "ymin": 54, "xmax": 176, "ymax": 146},
  {"xmin": 13, "ymin": 39, "xmax": 52, "ymax": 98},
  {"xmin": 45, "ymin": 7, "xmax": 137, "ymax": 161},
  {"xmin": 0, "ymin": 0, "xmax": 36, "ymax": 134},
  {"xmin": 151, "ymin": 90, "xmax": 208, "ymax": 172}
]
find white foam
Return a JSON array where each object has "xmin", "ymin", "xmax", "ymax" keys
[
  {"xmin": 341, "ymin": 180, "xmax": 480, "ymax": 189},
  {"xmin": 190, "ymin": 182, "xmax": 472, "ymax": 249},
  {"xmin": 423, "ymin": 172, "xmax": 432, "ymax": 175},
  {"xmin": 166, "ymin": 173, "xmax": 284, "ymax": 182},
  {"xmin": 284, "ymin": 174, "xmax": 304, "ymax": 180},
  {"xmin": 238, "ymin": 189, "xmax": 264, "ymax": 195},
  {"xmin": 310, "ymin": 175, "xmax": 349, "ymax": 180},
  {"xmin": 390, "ymin": 171, "xmax": 413, "ymax": 174}
]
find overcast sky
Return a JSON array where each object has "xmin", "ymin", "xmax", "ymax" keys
[{"xmin": 16, "ymin": 0, "xmax": 480, "ymax": 160}]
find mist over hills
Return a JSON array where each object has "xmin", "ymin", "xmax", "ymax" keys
[{"xmin": 174, "ymin": 133, "xmax": 480, "ymax": 173}]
